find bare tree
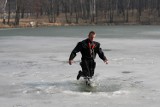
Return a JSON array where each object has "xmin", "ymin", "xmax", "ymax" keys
[
  {"xmin": 15, "ymin": 0, "xmax": 21, "ymax": 25},
  {"xmin": 1, "ymin": 0, "xmax": 160, "ymax": 26},
  {"xmin": 7, "ymin": 0, "xmax": 11, "ymax": 24},
  {"xmin": 108, "ymin": 0, "xmax": 114, "ymax": 23},
  {"xmin": 125, "ymin": 0, "xmax": 131, "ymax": 22},
  {"xmin": 157, "ymin": 0, "xmax": 160, "ymax": 17},
  {"xmin": 0, "ymin": 0, "xmax": 7, "ymax": 24},
  {"xmin": 89, "ymin": 0, "xmax": 96, "ymax": 23},
  {"xmin": 137, "ymin": 0, "xmax": 142, "ymax": 22}
]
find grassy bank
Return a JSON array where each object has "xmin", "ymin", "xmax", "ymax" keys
[{"xmin": 0, "ymin": 16, "xmax": 160, "ymax": 29}]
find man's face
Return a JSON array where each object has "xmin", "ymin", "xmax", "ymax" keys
[{"xmin": 88, "ymin": 34, "xmax": 96, "ymax": 42}]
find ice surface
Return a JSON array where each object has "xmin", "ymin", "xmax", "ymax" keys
[{"xmin": 0, "ymin": 26, "xmax": 160, "ymax": 107}]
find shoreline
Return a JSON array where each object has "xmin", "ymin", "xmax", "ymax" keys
[{"xmin": 0, "ymin": 21, "xmax": 160, "ymax": 29}]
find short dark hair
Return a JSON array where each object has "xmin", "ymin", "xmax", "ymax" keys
[{"xmin": 88, "ymin": 31, "xmax": 95, "ymax": 36}]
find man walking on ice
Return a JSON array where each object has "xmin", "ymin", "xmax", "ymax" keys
[{"xmin": 69, "ymin": 31, "xmax": 108, "ymax": 81}]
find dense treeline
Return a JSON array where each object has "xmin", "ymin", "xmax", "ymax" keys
[{"xmin": 1, "ymin": 0, "xmax": 160, "ymax": 25}]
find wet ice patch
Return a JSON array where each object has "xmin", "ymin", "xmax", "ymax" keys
[
  {"xmin": 22, "ymin": 76, "xmax": 142, "ymax": 97},
  {"xmin": 23, "ymin": 80, "xmax": 78, "ymax": 94},
  {"xmin": 140, "ymin": 31, "xmax": 160, "ymax": 36}
]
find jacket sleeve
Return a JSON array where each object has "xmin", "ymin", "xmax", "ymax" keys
[
  {"xmin": 97, "ymin": 43, "xmax": 107, "ymax": 61},
  {"xmin": 69, "ymin": 42, "xmax": 82, "ymax": 60}
]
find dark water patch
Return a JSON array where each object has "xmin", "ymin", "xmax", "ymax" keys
[
  {"xmin": 50, "ymin": 58, "xmax": 80, "ymax": 64},
  {"xmin": 103, "ymin": 49, "xmax": 123, "ymax": 52},
  {"xmin": 103, "ymin": 49, "xmax": 112, "ymax": 52},
  {"xmin": 122, "ymin": 71, "xmax": 133, "ymax": 74}
]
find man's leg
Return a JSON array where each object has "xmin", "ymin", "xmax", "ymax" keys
[
  {"xmin": 77, "ymin": 61, "xmax": 89, "ymax": 80},
  {"xmin": 82, "ymin": 61, "xmax": 91, "ymax": 77},
  {"xmin": 77, "ymin": 60, "xmax": 96, "ymax": 80},
  {"xmin": 77, "ymin": 70, "xmax": 83, "ymax": 80},
  {"xmin": 89, "ymin": 61, "xmax": 96, "ymax": 77}
]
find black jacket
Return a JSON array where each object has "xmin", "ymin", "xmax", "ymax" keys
[{"xmin": 69, "ymin": 38, "xmax": 107, "ymax": 61}]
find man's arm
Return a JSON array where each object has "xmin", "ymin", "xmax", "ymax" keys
[
  {"xmin": 97, "ymin": 43, "xmax": 108, "ymax": 64},
  {"xmin": 69, "ymin": 42, "xmax": 82, "ymax": 65}
]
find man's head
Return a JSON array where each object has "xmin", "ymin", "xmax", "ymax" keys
[{"xmin": 88, "ymin": 31, "xmax": 96, "ymax": 42}]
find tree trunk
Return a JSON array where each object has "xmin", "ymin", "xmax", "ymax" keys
[
  {"xmin": 125, "ymin": 0, "xmax": 131, "ymax": 23},
  {"xmin": 2, "ymin": 0, "xmax": 7, "ymax": 24},
  {"xmin": 109, "ymin": 0, "xmax": 114, "ymax": 23},
  {"xmin": 7, "ymin": 0, "xmax": 11, "ymax": 25},
  {"xmin": 15, "ymin": 0, "xmax": 21, "ymax": 25},
  {"xmin": 75, "ymin": 0, "xmax": 79, "ymax": 24},
  {"xmin": 89, "ymin": 0, "xmax": 96, "ymax": 23},
  {"xmin": 157, "ymin": 0, "xmax": 160, "ymax": 17},
  {"xmin": 137, "ymin": 0, "xmax": 142, "ymax": 23},
  {"xmin": 62, "ymin": 1, "xmax": 69, "ymax": 23},
  {"xmin": 48, "ymin": 0, "xmax": 54, "ymax": 23}
]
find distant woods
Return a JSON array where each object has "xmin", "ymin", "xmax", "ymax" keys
[{"xmin": 2, "ymin": 0, "xmax": 160, "ymax": 25}]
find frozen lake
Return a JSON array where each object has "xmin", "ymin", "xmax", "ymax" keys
[{"xmin": 0, "ymin": 25, "xmax": 160, "ymax": 107}]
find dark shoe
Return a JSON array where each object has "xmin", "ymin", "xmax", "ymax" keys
[{"xmin": 77, "ymin": 70, "xmax": 82, "ymax": 80}]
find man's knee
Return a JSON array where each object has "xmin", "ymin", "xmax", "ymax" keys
[{"xmin": 80, "ymin": 61, "xmax": 96, "ymax": 77}]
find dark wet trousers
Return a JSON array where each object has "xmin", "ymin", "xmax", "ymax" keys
[{"xmin": 80, "ymin": 59, "xmax": 96, "ymax": 78}]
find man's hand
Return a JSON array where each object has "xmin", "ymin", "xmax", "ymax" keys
[
  {"xmin": 104, "ymin": 60, "xmax": 108, "ymax": 64},
  {"xmin": 69, "ymin": 60, "xmax": 73, "ymax": 65}
]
